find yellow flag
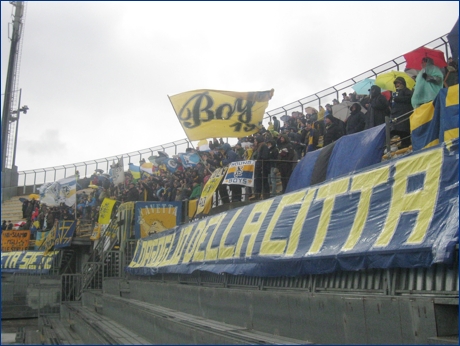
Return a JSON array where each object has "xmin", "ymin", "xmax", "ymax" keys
[
  {"xmin": 98, "ymin": 198, "xmax": 117, "ymax": 225},
  {"xmin": 169, "ymin": 89, "xmax": 274, "ymax": 140},
  {"xmin": 196, "ymin": 167, "xmax": 227, "ymax": 215},
  {"xmin": 90, "ymin": 224, "xmax": 101, "ymax": 240}
]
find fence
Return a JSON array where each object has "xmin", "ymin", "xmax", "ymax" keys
[
  {"xmin": 8, "ymin": 35, "xmax": 451, "ymax": 197},
  {"xmin": 125, "ymin": 245, "xmax": 458, "ymax": 297}
]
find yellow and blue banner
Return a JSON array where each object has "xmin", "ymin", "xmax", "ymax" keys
[
  {"xmin": 54, "ymin": 221, "xmax": 76, "ymax": 249},
  {"xmin": 196, "ymin": 167, "xmax": 227, "ymax": 216},
  {"xmin": 410, "ymin": 102, "xmax": 438, "ymax": 150},
  {"xmin": 127, "ymin": 139, "xmax": 458, "ymax": 277},
  {"xmin": 35, "ymin": 230, "xmax": 50, "ymax": 250},
  {"xmin": 411, "ymin": 84, "xmax": 459, "ymax": 151},
  {"xmin": 223, "ymin": 160, "xmax": 255, "ymax": 187},
  {"xmin": 128, "ymin": 163, "xmax": 141, "ymax": 180},
  {"xmin": 437, "ymin": 84, "xmax": 458, "ymax": 143},
  {"xmin": 1, "ymin": 251, "xmax": 59, "ymax": 273},
  {"xmin": 135, "ymin": 202, "xmax": 182, "ymax": 239},
  {"xmin": 169, "ymin": 89, "xmax": 274, "ymax": 140}
]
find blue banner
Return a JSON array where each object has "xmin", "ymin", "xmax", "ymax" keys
[
  {"xmin": 1, "ymin": 251, "xmax": 59, "ymax": 274},
  {"xmin": 54, "ymin": 220, "xmax": 76, "ymax": 249},
  {"xmin": 286, "ymin": 125, "xmax": 385, "ymax": 192},
  {"xmin": 127, "ymin": 139, "xmax": 458, "ymax": 277}
]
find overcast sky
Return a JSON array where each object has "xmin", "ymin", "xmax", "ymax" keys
[{"xmin": 1, "ymin": 1, "xmax": 458, "ymax": 172}]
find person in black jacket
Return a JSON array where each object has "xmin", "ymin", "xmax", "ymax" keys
[
  {"xmin": 390, "ymin": 76, "xmax": 413, "ymax": 148},
  {"xmin": 267, "ymin": 140, "xmax": 280, "ymax": 197},
  {"xmin": 277, "ymin": 134, "xmax": 296, "ymax": 194},
  {"xmin": 125, "ymin": 182, "xmax": 140, "ymax": 202},
  {"xmin": 365, "ymin": 85, "xmax": 390, "ymax": 129},
  {"xmin": 323, "ymin": 114, "xmax": 343, "ymax": 146},
  {"xmin": 250, "ymin": 135, "xmax": 270, "ymax": 200},
  {"xmin": 346, "ymin": 103, "xmax": 366, "ymax": 135}
]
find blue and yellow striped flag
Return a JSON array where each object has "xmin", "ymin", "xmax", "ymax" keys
[
  {"xmin": 437, "ymin": 84, "xmax": 459, "ymax": 143},
  {"xmin": 410, "ymin": 85, "xmax": 459, "ymax": 151},
  {"xmin": 410, "ymin": 101, "xmax": 438, "ymax": 151}
]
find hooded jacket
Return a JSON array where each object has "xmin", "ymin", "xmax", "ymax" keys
[
  {"xmin": 365, "ymin": 85, "xmax": 390, "ymax": 129},
  {"xmin": 391, "ymin": 77, "xmax": 413, "ymax": 133},
  {"xmin": 411, "ymin": 59, "xmax": 444, "ymax": 109},
  {"xmin": 220, "ymin": 143, "xmax": 239, "ymax": 166},
  {"xmin": 346, "ymin": 103, "xmax": 365, "ymax": 135}
]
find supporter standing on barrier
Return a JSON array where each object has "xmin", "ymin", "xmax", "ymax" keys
[
  {"xmin": 267, "ymin": 140, "xmax": 280, "ymax": 197},
  {"xmin": 390, "ymin": 77, "xmax": 413, "ymax": 148},
  {"xmin": 346, "ymin": 103, "xmax": 366, "ymax": 135},
  {"xmin": 412, "ymin": 57, "xmax": 444, "ymax": 109},
  {"xmin": 250, "ymin": 135, "xmax": 270, "ymax": 200},
  {"xmin": 365, "ymin": 85, "xmax": 390, "ymax": 129},
  {"xmin": 277, "ymin": 134, "xmax": 295, "ymax": 194}
]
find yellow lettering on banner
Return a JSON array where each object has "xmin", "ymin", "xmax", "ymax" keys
[
  {"xmin": 260, "ymin": 190, "xmax": 308, "ymax": 256},
  {"xmin": 286, "ymin": 188, "xmax": 317, "ymax": 256},
  {"xmin": 205, "ymin": 213, "xmax": 228, "ymax": 261},
  {"xmin": 162, "ymin": 224, "xmax": 194, "ymax": 266},
  {"xmin": 155, "ymin": 233, "xmax": 175, "ymax": 266},
  {"xmin": 18, "ymin": 252, "xmax": 34, "ymax": 270},
  {"xmin": 143, "ymin": 239, "xmax": 158, "ymax": 266},
  {"xmin": 183, "ymin": 221, "xmax": 207, "ymax": 263},
  {"xmin": 129, "ymin": 242, "xmax": 143, "ymax": 268},
  {"xmin": 307, "ymin": 177, "xmax": 349, "ymax": 255},
  {"xmin": 193, "ymin": 214, "xmax": 225, "ymax": 262},
  {"xmin": 43, "ymin": 253, "xmax": 58, "ymax": 269},
  {"xmin": 342, "ymin": 166, "xmax": 390, "ymax": 251},
  {"xmin": 149, "ymin": 238, "xmax": 164, "ymax": 266},
  {"xmin": 218, "ymin": 209, "xmax": 243, "ymax": 260},
  {"xmin": 375, "ymin": 148, "xmax": 442, "ymax": 247},
  {"xmin": 235, "ymin": 200, "xmax": 274, "ymax": 258},
  {"xmin": 7, "ymin": 252, "xmax": 23, "ymax": 269}
]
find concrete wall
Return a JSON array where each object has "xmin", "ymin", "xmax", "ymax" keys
[{"xmin": 99, "ymin": 278, "xmax": 457, "ymax": 344}]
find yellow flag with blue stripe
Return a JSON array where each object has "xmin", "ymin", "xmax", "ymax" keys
[
  {"xmin": 410, "ymin": 102, "xmax": 438, "ymax": 150},
  {"xmin": 223, "ymin": 160, "xmax": 255, "ymax": 187},
  {"xmin": 169, "ymin": 89, "xmax": 274, "ymax": 141},
  {"xmin": 196, "ymin": 167, "xmax": 227, "ymax": 216},
  {"xmin": 437, "ymin": 84, "xmax": 459, "ymax": 142},
  {"xmin": 410, "ymin": 85, "xmax": 459, "ymax": 151}
]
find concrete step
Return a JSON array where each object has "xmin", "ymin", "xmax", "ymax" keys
[
  {"xmin": 40, "ymin": 315, "xmax": 84, "ymax": 345},
  {"xmin": 1, "ymin": 195, "xmax": 33, "ymax": 220},
  {"xmin": 82, "ymin": 292, "xmax": 310, "ymax": 344},
  {"xmin": 60, "ymin": 304, "xmax": 152, "ymax": 344}
]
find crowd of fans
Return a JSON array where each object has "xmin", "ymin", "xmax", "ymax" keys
[{"xmin": 4, "ymin": 57, "xmax": 456, "ymax": 237}]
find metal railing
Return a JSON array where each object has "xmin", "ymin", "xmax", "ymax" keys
[
  {"xmin": 16, "ymin": 138, "xmax": 193, "ymax": 191},
  {"xmin": 265, "ymin": 35, "xmax": 450, "ymax": 119},
  {"xmin": 125, "ymin": 248, "xmax": 458, "ymax": 297},
  {"xmin": 10, "ymin": 35, "xmax": 451, "ymax": 196}
]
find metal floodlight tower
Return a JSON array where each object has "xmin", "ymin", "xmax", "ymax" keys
[{"xmin": 1, "ymin": 1, "xmax": 25, "ymax": 202}]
